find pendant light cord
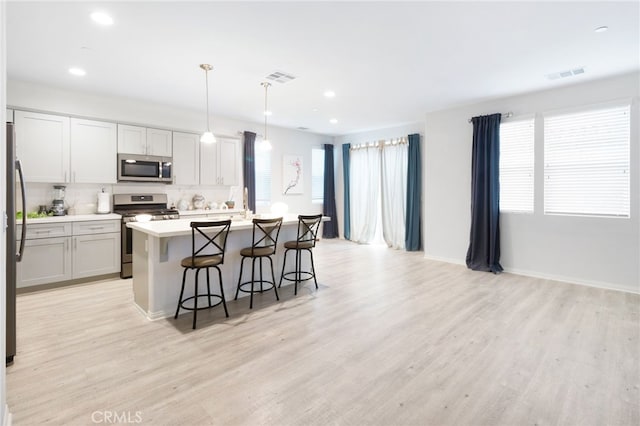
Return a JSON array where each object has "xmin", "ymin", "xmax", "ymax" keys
[{"xmin": 205, "ymin": 69, "xmax": 211, "ymax": 132}]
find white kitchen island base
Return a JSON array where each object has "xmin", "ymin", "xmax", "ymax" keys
[{"xmin": 129, "ymin": 215, "xmax": 324, "ymax": 320}]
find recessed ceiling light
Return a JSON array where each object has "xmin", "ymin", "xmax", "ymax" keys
[
  {"xmin": 68, "ymin": 67, "xmax": 86, "ymax": 76},
  {"xmin": 324, "ymin": 90, "xmax": 336, "ymax": 98},
  {"xmin": 329, "ymin": 118, "xmax": 338, "ymax": 124},
  {"xmin": 594, "ymin": 26, "xmax": 608, "ymax": 33},
  {"xmin": 312, "ymin": 108, "xmax": 319, "ymax": 112},
  {"xmin": 264, "ymin": 110, "xmax": 272, "ymax": 116},
  {"xmin": 91, "ymin": 11, "xmax": 114, "ymax": 26}
]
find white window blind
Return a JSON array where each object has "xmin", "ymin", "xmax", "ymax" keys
[
  {"xmin": 312, "ymin": 148, "xmax": 325, "ymax": 203},
  {"xmin": 544, "ymin": 104, "xmax": 630, "ymax": 217},
  {"xmin": 500, "ymin": 118, "xmax": 535, "ymax": 213},
  {"xmin": 254, "ymin": 138, "xmax": 271, "ymax": 206}
]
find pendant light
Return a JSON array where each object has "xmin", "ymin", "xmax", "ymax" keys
[
  {"xmin": 199, "ymin": 64, "xmax": 216, "ymax": 144},
  {"xmin": 260, "ymin": 82, "xmax": 273, "ymax": 151}
]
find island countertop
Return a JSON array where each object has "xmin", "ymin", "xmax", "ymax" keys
[{"xmin": 127, "ymin": 214, "xmax": 320, "ymax": 238}]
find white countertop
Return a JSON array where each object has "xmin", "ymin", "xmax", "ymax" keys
[
  {"xmin": 23, "ymin": 213, "xmax": 122, "ymax": 224},
  {"xmin": 128, "ymin": 214, "xmax": 329, "ymax": 238},
  {"xmin": 178, "ymin": 208, "xmax": 245, "ymax": 217}
]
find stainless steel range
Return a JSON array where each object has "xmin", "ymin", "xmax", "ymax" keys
[{"xmin": 113, "ymin": 193, "xmax": 179, "ymax": 278}]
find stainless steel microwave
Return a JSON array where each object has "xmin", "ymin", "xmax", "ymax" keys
[{"xmin": 117, "ymin": 154, "xmax": 173, "ymax": 183}]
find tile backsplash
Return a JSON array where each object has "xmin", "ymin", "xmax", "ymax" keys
[{"xmin": 22, "ymin": 182, "xmax": 243, "ymax": 214}]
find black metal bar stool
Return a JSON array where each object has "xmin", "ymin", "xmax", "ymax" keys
[
  {"xmin": 234, "ymin": 217, "xmax": 283, "ymax": 309},
  {"xmin": 279, "ymin": 214, "xmax": 323, "ymax": 295},
  {"xmin": 175, "ymin": 220, "xmax": 232, "ymax": 329}
]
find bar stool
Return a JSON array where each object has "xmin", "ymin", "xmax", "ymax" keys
[
  {"xmin": 174, "ymin": 220, "xmax": 232, "ymax": 329},
  {"xmin": 279, "ymin": 214, "xmax": 323, "ymax": 295},
  {"xmin": 234, "ymin": 217, "xmax": 283, "ymax": 309}
]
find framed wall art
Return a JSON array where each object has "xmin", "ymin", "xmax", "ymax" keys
[{"xmin": 283, "ymin": 155, "xmax": 303, "ymax": 195}]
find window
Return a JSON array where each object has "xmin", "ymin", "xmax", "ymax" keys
[
  {"xmin": 254, "ymin": 138, "xmax": 271, "ymax": 206},
  {"xmin": 500, "ymin": 118, "xmax": 535, "ymax": 213},
  {"xmin": 544, "ymin": 104, "xmax": 630, "ymax": 217},
  {"xmin": 312, "ymin": 147, "xmax": 325, "ymax": 203}
]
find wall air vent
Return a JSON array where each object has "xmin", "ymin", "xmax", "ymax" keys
[
  {"xmin": 546, "ymin": 67, "xmax": 585, "ymax": 81},
  {"xmin": 265, "ymin": 71, "xmax": 296, "ymax": 84}
]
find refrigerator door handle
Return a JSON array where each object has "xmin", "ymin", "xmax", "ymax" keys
[{"xmin": 16, "ymin": 160, "xmax": 27, "ymax": 262}]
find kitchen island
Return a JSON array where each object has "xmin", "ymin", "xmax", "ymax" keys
[{"xmin": 127, "ymin": 214, "xmax": 327, "ymax": 320}]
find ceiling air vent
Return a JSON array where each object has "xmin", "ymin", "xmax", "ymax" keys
[
  {"xmin": 546, "ymin": 67, "xmax": 585, "ymax": 80},
  {"xmin": 297, "ymin": 127, "xmax": 309, "ymax": 131},
  {"xmin": 265, "ymin": 71, "xmax": 296, "ymax": 84}
]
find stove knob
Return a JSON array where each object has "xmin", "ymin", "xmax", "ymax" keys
[{"xmin": 163, "ymin": 215, "xmax": 169, "ymax": 220}]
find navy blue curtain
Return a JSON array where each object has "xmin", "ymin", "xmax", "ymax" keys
[
  {"xmin": 466, "ymin": 114, "xmax": 503, "ymax": 273},
  {"xmin": 342, "ymin": 143, "xmax": 351, "ymax": 240},
  {"xmin": 405, "ymin": 133, "xmax": 421, "ymax": 251},
  {"xmin": 322, "ymin": 144, "xmax": 339, "ymax": 238},
  {"xmin": 243, "ymin": 131, "xmax": 256, "ymax": 213}
]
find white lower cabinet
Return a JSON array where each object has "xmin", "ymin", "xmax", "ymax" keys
[
  {"xmin": 17, "ymin": 236, "xmax": 72, "ymax": 287},
  {"xmin": 72, "ymin": 233, "xmax": 120, "ymax": 279},
  {"xmin": 17, "ymin": 220, "xmax": 120, "ymax": 288}
]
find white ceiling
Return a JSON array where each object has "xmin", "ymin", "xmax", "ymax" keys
[{"xmin": 6, "ymin": 1, "xmax": 639, "ymax": 136}]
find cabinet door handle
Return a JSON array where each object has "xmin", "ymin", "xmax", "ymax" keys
[
  {"xmin": 35, "ymin": 230, "xmax": 51, "ymax": 234},
  {"xmin": 64, "ymin": 171, "xmax": 67, "ymax": 182},
  {"xmin": 89, "ymin": 226, "xmax": 104, "ymax": 230},
  {"xmin": 74, "ymin": 239, "xmax": 77, "ymax": 250}
]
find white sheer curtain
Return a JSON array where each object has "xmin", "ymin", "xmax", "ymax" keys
[
  {"xmin": 381, "ymin": 140, "xmax": 408, "ymax": 249},
  {"xmin": 349, "ymin": 144, "xmax": 381, "ymax": 244}
]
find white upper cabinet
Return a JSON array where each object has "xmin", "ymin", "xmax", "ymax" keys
[
  {"xmin": 172, "ymin": 131, "xmax": 200, "ymax": 186},
  {"xmin": 118, "ymin": 124, "xmax": 172, "ymax": 156},
  {"xmin": 117, "ymin": 124, "xmax": 147, "ymax": 155},
  {"xmin": 146, "ymin": 128, "xmax": 172, "ymax": 157},
  {"xmin": 200, "ymin": 136, "xmax": 240, "ymax": 186},
  {"xmin": 15, "ymin": 110, "xmax": 70, "ymax": 183},
  {"xmin": 70, "ymin": 118, "xmax": 117, "ymax": 183}
]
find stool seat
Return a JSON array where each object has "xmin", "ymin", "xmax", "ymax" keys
[
  {"xmin": 239, "ymin": 246, "xmax": 275, "ymax": 257},
  {"xmin": 279, "ymin": 214, "xmax": 323, "ymax": 295},
  {"xmin": 180, "ymin": 255, "xmax": 223, "ymax": 269},
  {"xmin": 284, "ymin": 240, "xmax": 314, "ymax": 250}
]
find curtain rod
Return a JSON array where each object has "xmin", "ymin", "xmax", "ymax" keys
[
  {"xmin": 467, "ymin": 112, "xmax": 513, "ymax": 123},
  {"xmin": 237, "ymin": 131, "xmax": 264, "ymax": 138},
  {"xmin": 350, "ymin": 137, "xmax": 407, "ymax": 150}
]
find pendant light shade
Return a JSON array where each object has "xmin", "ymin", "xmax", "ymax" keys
[
  {"xmin": 199, "ymin": 64, "xmax": 216, "ymax": 144},
  {"xmin": 260, "ymin": 82, "xmax": 273, "ymax": 151}
]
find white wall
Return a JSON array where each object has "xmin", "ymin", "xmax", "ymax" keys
[
  {"xmin": 333, "ymin": 122, "xmax": 425, "ymax": 239},
  {"xmin": 424, "ymin": 72, "xmax": 639, "ymax": 293},
  {"xmin": 7, "ymin": 80, "xmax": 331, "ymax": 215}
]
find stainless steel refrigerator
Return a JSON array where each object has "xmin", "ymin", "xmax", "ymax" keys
[{"xmin": 6, "ymin": 122, "xmax": 27, "ymax": 365}]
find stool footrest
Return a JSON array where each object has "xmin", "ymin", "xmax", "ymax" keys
[
  {"xmin": 281, "ymin": 271, "xmax": 315, "ymax": 283},
  {"xmin": 178, "ymin": 294, "xmax": 225, "ymax": 312},
  {"xmin": 237, "ymin": 280, "xmax": 276, "ymax": 294}
]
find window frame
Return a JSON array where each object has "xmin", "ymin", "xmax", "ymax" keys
[
  {"xmin": 499, "ymin": 116, "xmax": 535, "ymax": 214},
  {"xmin": 542, "ymin": 101, "xmax": 631, "ymax": 218}
]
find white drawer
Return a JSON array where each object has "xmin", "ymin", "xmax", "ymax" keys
[
  {"xmin": 72, "ymin": 220, "xmax": 120, "ymax": 236},
  {"xmin": 19, "ymin": 223, "xmax": 72, "ymax": 240}
]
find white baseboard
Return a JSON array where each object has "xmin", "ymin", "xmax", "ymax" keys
[
  {"xmin": 422, "ymin": 254, "xmax": 638, "ymax": 295},
  {"xmin": 502, "ymin": 266, "xmax": 639, "ymax": 295},
  {"xmin": 423, "ymin": 253, "xmax": 466, "ymax": 266},
  {"xmin": 4, "ymin": 404, "xmax": 12, "ymax": 426}
]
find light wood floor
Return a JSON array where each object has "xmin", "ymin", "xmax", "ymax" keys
[{"xmin": 7, "ymin": 239, "xmax": 639, "ymax": 425}]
